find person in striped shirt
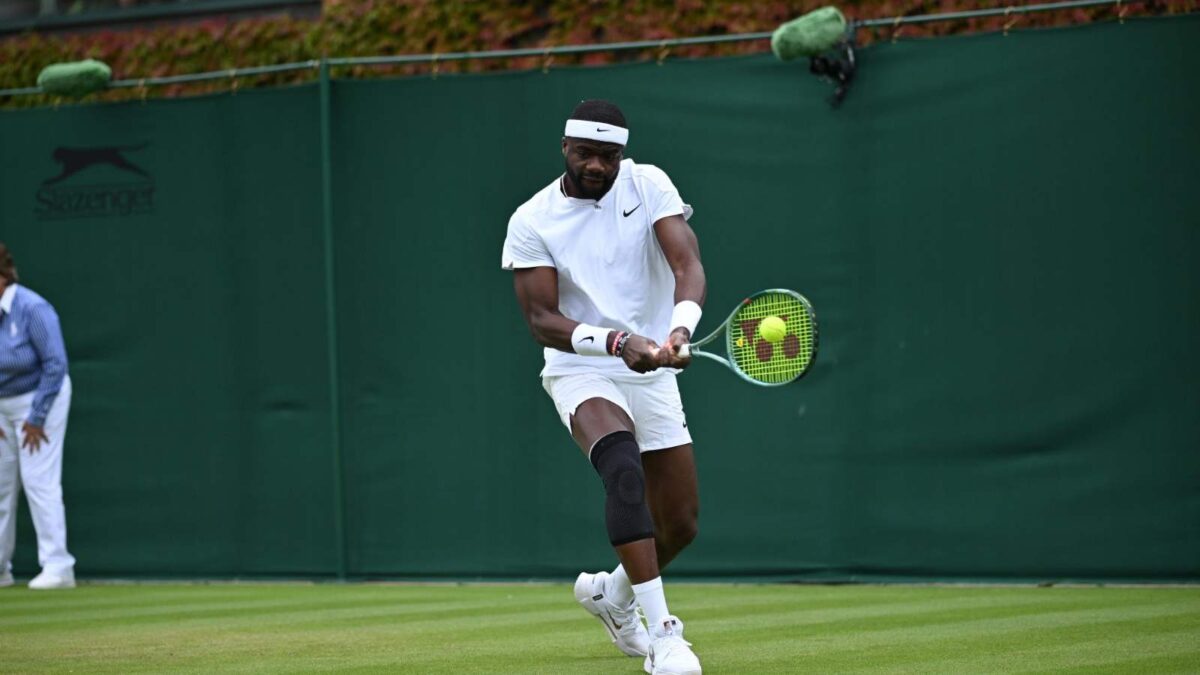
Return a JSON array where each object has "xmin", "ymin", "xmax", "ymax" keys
[{"xmin": 0, "ymin": 242, "xmax": 76, "ymax": 590}]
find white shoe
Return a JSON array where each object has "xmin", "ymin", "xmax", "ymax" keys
[
  {"xmin": 0, "ymin": 570, "xmax": 12, "ymax": 588},
  {"xmin": 28, "ymin": 570, "xmax": 75, "ymax": 590},
  {"xmin": 574, "ymin": 571, "xmax": 650, "ymax": 657},
  {"xmin": 644, "ymin": 615, "xmax": 701, "ymax": 675}
]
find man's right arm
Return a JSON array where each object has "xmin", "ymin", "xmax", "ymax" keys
[
  {"xmin": 513, "ymin": 266, "xmax": 578, "ymax": 352},
  {"xmin": 512, "ymin": 267, "xmax": 662, "ymax": 372}
]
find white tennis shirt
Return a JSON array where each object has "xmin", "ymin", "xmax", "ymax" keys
[{"xmin": 502, "ymin": 158, "xmax": 691, "ymax": 378}]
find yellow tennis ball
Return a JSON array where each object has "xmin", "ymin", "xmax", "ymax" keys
[{"xmin": 758, "ymin": 316, "xmax": 787, "ymax": 343}]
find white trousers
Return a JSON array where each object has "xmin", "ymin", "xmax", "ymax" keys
[{"xmin": 0, "ymin": 376, "xmax": 75, "ymax": 576}]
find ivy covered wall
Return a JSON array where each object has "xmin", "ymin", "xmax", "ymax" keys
[{"xmin": 1, "ymin": 0, "xmax": 1195, "ymax": 108}]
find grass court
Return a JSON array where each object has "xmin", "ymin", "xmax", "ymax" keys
[{"xmin": 3, "ymin": 583, "xmax": 1197, "ymax": 673}]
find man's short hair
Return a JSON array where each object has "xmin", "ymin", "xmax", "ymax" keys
[{"xmin": 570, "ymin": 99, "xmax": 627, "ymax": 129}]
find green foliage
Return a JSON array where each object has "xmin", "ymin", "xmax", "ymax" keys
[{"xmin": 1, "ymin": 0, "xmax": 1194, "ymax": 108}]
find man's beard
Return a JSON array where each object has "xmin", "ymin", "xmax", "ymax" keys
[{"xmin": 565, "ymin": 162, "xmax": 615, "ymax": 200}]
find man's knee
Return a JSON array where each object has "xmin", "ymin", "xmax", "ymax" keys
[
  {"xmin": 591, "ymin": 430, "xmax": 655, "ymax": 546},
  {"xmin": 661, "ymin": 511, "xmax": 698, "ymax": 550}
]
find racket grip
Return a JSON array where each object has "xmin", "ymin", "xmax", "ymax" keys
[{"xmin": 678, "ymin": 344, "xmax": 691, "ymax": 358}]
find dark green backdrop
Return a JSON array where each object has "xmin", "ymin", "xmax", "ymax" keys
[{"xmin": 1, "ymin": 16, "xmax": 1196, "ymax": 580}]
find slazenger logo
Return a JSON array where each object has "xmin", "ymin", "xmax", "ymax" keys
[{"xmin": 34, "ymin": 143, "xmax": 155, "ymax": 220}]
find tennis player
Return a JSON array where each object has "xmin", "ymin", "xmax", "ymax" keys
[{"xmin": 502, "ymin": 100, "xmax": 704, "ymax": 675}]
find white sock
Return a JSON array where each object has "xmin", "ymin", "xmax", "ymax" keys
[
  {"xmin": 607, "ymin": 565, "xmax": 635, "ymax": 608},
  {"xmin": 632, "ymin": 576, "xmax": 670, "ymax": 630}
]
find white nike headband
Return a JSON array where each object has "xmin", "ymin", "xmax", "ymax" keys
[{"xmin": 564, "ymin": 119, "xmax": 629, "ymax": 146}]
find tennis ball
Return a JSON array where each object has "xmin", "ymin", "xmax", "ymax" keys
[{"xmin": 758, "ymin": 316, "xmax": 787, "ymax": 343}]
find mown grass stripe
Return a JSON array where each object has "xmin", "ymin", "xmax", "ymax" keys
[
  {"xmin": 1034, "ymin": 650, "xmax": 1200, "ymax": 675},
  {"xmin": 724, "ymin": 612, "xmax": 1200, "ymax": 672},
  {"xmin": 900, "ymin": 627, "xmax": 1200, "ymax": 674}
]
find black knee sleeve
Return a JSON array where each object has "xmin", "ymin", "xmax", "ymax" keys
[{"xmin": 590, "ymin": 430, "xmax": 655, "ymax": 546}]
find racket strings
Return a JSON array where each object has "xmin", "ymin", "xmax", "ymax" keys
[{"xmin": 729, "ymin": 292, "xmax": 816, "ymax": 384}]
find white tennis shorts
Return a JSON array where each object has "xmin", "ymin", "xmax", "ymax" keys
[{"xmin": 541, "ymin": 372, "xmax": 692, "ymax": 452}]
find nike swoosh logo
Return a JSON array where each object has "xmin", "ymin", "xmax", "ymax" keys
[
  {"xmin": 596, "ymin": 128, "xmax": 609, "ymax": 132},
  {"xmin": 578, "ymin": 336, "xmax": 595, "ymax": 343},
  {"xmin": 603, "ymin": 609, "xmax": 624, "ymax": 629},
  {"xmin": 623, "ymin": 204, "xmax": 642, "ymax": 217}
]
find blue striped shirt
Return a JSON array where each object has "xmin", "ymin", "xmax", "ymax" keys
[{"xmin": 0, "ymin": 284, "xmax": 69, "ymax": 427}]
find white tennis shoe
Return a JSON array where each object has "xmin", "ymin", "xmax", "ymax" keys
[
  {"xmin": 0, "ymin": 570, "xmax": 12, "ymax": 588},
  {"xmin": 644, "ymin": 615, "xmax": 701, "ymax": 675},
  {"xmin": 28, "ymin": 570, "xmax": 75, "ymax": 590},
  {"xmin": 574, "ymin": 571, "xmax": 650, "ymax": 657}
]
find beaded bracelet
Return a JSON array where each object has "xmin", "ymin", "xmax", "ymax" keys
[
  {"xmin": 613, "ymin": 332, "xmax": 632, "ymax": 357},
  {"xmin": 608, "ymin": 331, "xmax": 625, "ymax": 356}
]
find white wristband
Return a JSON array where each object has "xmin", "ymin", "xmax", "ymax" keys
[
  {"xmin": 571, "ymin": 323, "xmax": 614, "ymax": 356},
  {"xmin": 669, "ymin": 301, "xmax": 703, "ymax": 337}
]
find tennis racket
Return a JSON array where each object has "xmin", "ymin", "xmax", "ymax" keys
[{"xmin": 678, "ymin": 289, "xmax": 818, "ymax": 386}]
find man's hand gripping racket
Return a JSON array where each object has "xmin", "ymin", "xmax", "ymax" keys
[{"xmin": 675, "ymin": 289, "xmax": 818, "ymax": 386}]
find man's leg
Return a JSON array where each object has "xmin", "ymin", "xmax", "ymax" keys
[
  {"xmin": 597, "ymin": 444, "xmax": 697, "ymax": 624},
  {"xmin": 641, "ymin": 444, "xmax": 699, "ymax": 570},
  {"xmin": 571, "ymin": 397, "xmax": 671, "ymax": 623},
  {"xmin": 587, "ymin": 376, "xmax": 700, "ymax": 673},
  {"xmin": 609, "ymin": 372, "xmax": 699, "ymax": 577},
  {"xmin": 570, "ymin": 398, "xmax": 660, "ymax": 585},
  {"xmin": 558, "ymin": 380, "xmax": 700, "ymax": 672},
  {"xmin": 565, "ymin": 396, "xmax": 666, "ymax": 658},
  {"xmin": 571, "ymin": 397, "xmax": 701, "ymax": 672}
]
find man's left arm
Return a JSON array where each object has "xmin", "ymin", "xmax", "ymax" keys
[{"xmin": 654, "ymin": 214, "xmax": 706, "ymax": 367}]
